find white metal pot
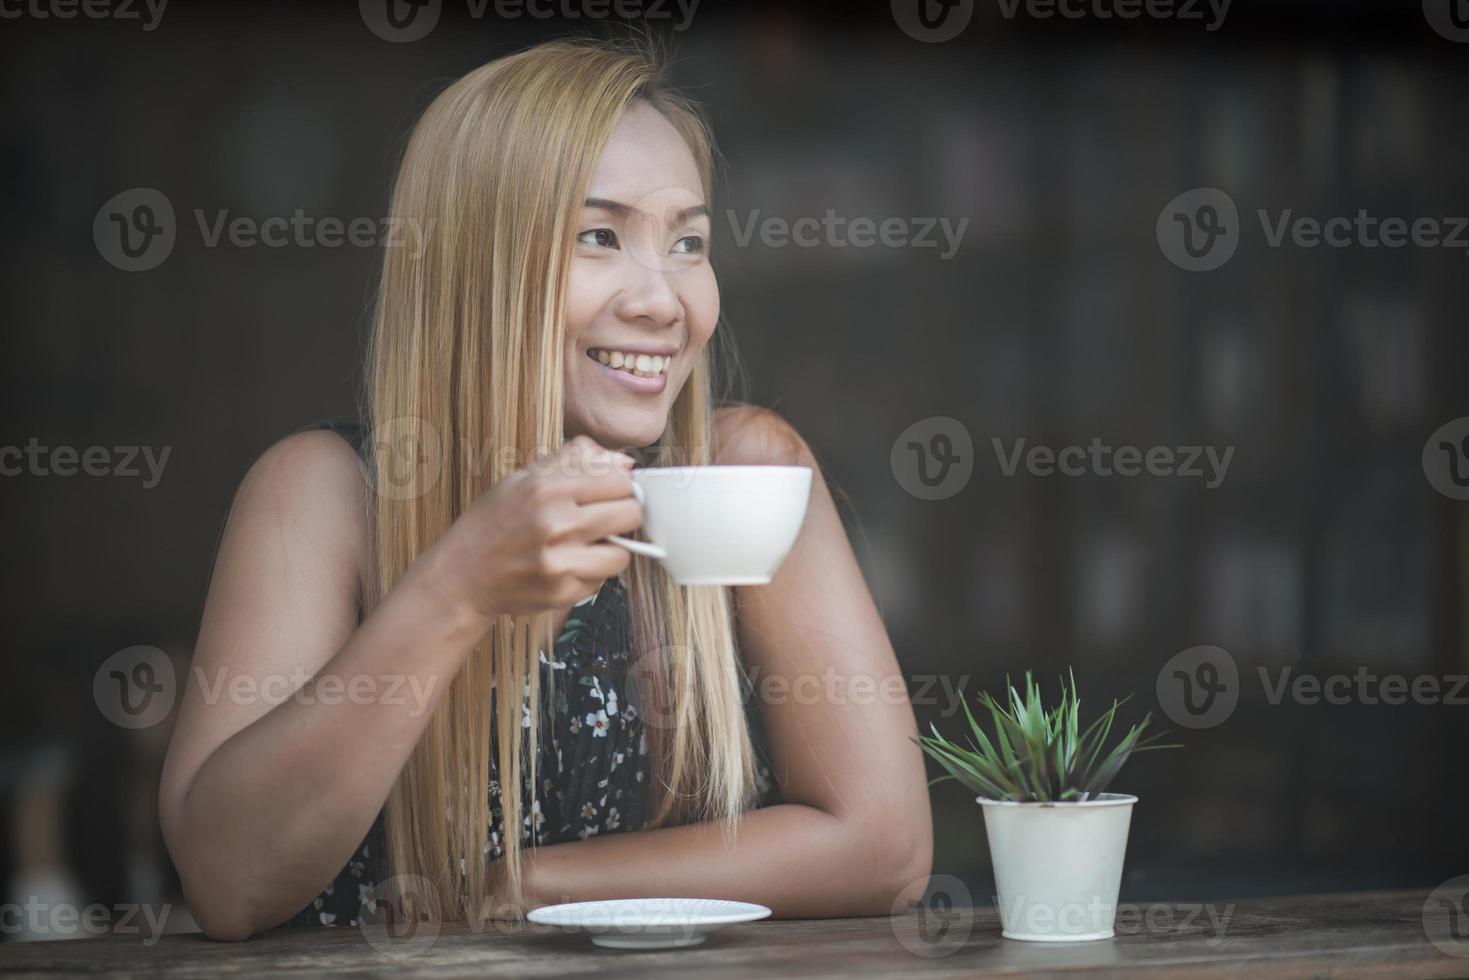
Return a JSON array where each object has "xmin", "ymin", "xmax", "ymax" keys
[{"xmin": 977, "ymin": 793, "xmax": 1136, "ymax": 942}]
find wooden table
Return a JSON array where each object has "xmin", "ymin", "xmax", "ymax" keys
[{"xmin": 3, "ymin": 890, "xmax": 1466, "ymax": 978}]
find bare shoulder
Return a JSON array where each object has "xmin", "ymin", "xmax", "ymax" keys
[
  {"xmin": 711, "ymin": 403, "xmax": 816, "ymax": 467},
  {"xmin": 226, "ymin": 428, "xmax": 372, "ymax": 595}
]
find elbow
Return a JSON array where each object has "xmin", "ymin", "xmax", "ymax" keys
[
  {"xmin": 885, "ymin": 814, "xmax": 934, "ymax": 909},
  {"xmin": 171, "ymin": 849, "xmax": 271, "ymax": 941},
  {"xmin": 172, "ymin": 853, "xmax": 263, "ymax": 941},
  {"xmin": 192, "ymin": 903, "xmax": 258, "ymax": 943},
  {"xmin": 842, "ymin": 804, "xmax": 933, "ymax": 915},
  {"xmin": 160, "ymin": 799, "xmax": 262, "ymax": 942}
]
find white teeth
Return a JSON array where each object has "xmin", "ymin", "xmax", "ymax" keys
[{"xmin": 589, "ymin": 349, "xmax": 671, "ymax": 376}]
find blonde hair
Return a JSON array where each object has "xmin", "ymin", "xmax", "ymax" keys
[{"xmin": 365, "ymin": 38, "xmax": 755, "ymax": 921}]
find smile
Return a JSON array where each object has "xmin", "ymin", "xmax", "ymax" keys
[
  {"xmin": 586, "ymin": 348, "xmax": 671, "ymax": 378},
  {"xmin": 586, "ymin": 347, "xmax": 671, "ymax": 395}
]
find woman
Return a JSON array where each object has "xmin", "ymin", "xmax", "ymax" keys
[{"xmin": 158, "ymin": 38, "xmax": 931, "ymax": 939}]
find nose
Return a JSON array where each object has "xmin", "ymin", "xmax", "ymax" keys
[{"xmin": 613, "ymin": 241, "xmax": 683, "ymax": 327}]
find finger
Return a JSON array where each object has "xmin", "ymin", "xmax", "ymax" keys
[
  {"xmin": 565, "ymin": 543, "xmax": 633, "ymax": 581},
  {"xmin": 565, "ymin": 468, "xmax": 637, "ymax": 504},
  {"xmin": 570, "ymin": 498, "xmax": 644, "ymax": 542},
  {"xmin": 563, "ymin": 434, "xmax": 605, "ymax": 455}
]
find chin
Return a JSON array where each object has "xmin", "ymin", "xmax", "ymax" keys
[{"xmin": 572, "ymin": 410, "xmax": 669, "ymax": 452}]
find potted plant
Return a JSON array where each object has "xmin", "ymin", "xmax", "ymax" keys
[{"xmin": 915, "ymin": 672, "xmax": 1178, "ymax": 942}]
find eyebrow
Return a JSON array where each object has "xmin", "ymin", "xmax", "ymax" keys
[{"xmin": 583, "ymin": 197, "xmax": 709, "ymax": 224}]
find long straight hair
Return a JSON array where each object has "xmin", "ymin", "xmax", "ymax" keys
[{"xmin": 364, "ymin": 39, "xmax": 755, "ymax": 921}]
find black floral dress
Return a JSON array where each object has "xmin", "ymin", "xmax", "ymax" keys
[{"xmin": 288, "ymin": 424, "xmax": 781, "ymax": 928}]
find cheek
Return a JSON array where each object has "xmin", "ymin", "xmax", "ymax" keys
[
  {"xmin": 563, "ymin": 264, "xmax": 607, "ymax": 346},
  {"xmin": 682, "ymin": 266, "xmax": 720, "ymax": 349}
]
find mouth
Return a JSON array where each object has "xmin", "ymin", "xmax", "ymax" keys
[{"xmin": 585, "ymin": 347, "xmax": 672, "ymax": 395}]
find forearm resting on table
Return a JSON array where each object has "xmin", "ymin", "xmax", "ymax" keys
[
  {"xmin": 521, "ymin": 802, "xmax": 931, "ymax": 918},
  {"xmin": 162, "ymin": 569, "xmax": 487, "ymax": 939}
]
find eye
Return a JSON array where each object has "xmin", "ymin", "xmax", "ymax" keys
[
  {"xmin": 671, "ymin": 235, "xmax": 705, "ymax": 256},
  {"xmin": 578, "ymin": 228, "xmax": 619, "ymax": 249}
]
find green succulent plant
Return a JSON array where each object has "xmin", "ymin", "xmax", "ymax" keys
[{"xmin": 915, "ymin": 671, "xmax": 1178, "ymax": 803}]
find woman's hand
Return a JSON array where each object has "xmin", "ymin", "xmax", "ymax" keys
[{"xmin": 422, "ymin": 435, "xmax": 643, "ymax": 618}]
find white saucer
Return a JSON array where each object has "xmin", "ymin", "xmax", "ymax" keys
[{"xmin": 527, "ymin": 897, "xmax": 771, "ymax": 949}]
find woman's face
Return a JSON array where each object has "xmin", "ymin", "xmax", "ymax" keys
[{"xmin": 562, "ymin": 101, "xmax": 718, "ymax": 450}]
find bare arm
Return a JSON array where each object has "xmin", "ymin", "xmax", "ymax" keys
[
  {"xmin": 159, "ymin": 433, "xmax": 641, "ymax": 939},
  {"xmin": 158, "ymin": 432, "xmax": 484, "ymax": 939},
  {"xmin": 520, "ymin": 407, "xmax": 933, "ymax": 916}
]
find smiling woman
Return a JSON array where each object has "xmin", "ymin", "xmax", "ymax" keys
[{"xmin": 155, "ymin": 37, "xmax": 931, "ymax": 940}]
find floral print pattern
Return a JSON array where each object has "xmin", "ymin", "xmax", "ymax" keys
[{"xmin": 288, "ymin": 571, "xmax": 781, "ymax": 929}]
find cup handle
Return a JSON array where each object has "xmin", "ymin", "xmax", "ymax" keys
[{"xmin": 607, "ymin": 482, "xmax": 667, "ymax": 560}]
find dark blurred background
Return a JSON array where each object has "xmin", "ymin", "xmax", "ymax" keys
[{"xmin": 2, "ymin": 0, "xmax": 1467, "ymax": 941}]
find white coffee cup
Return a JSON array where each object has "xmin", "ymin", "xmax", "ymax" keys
[{"xmin": 608, "ymin": 466, "xmax": 812, "ymax": 585}]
